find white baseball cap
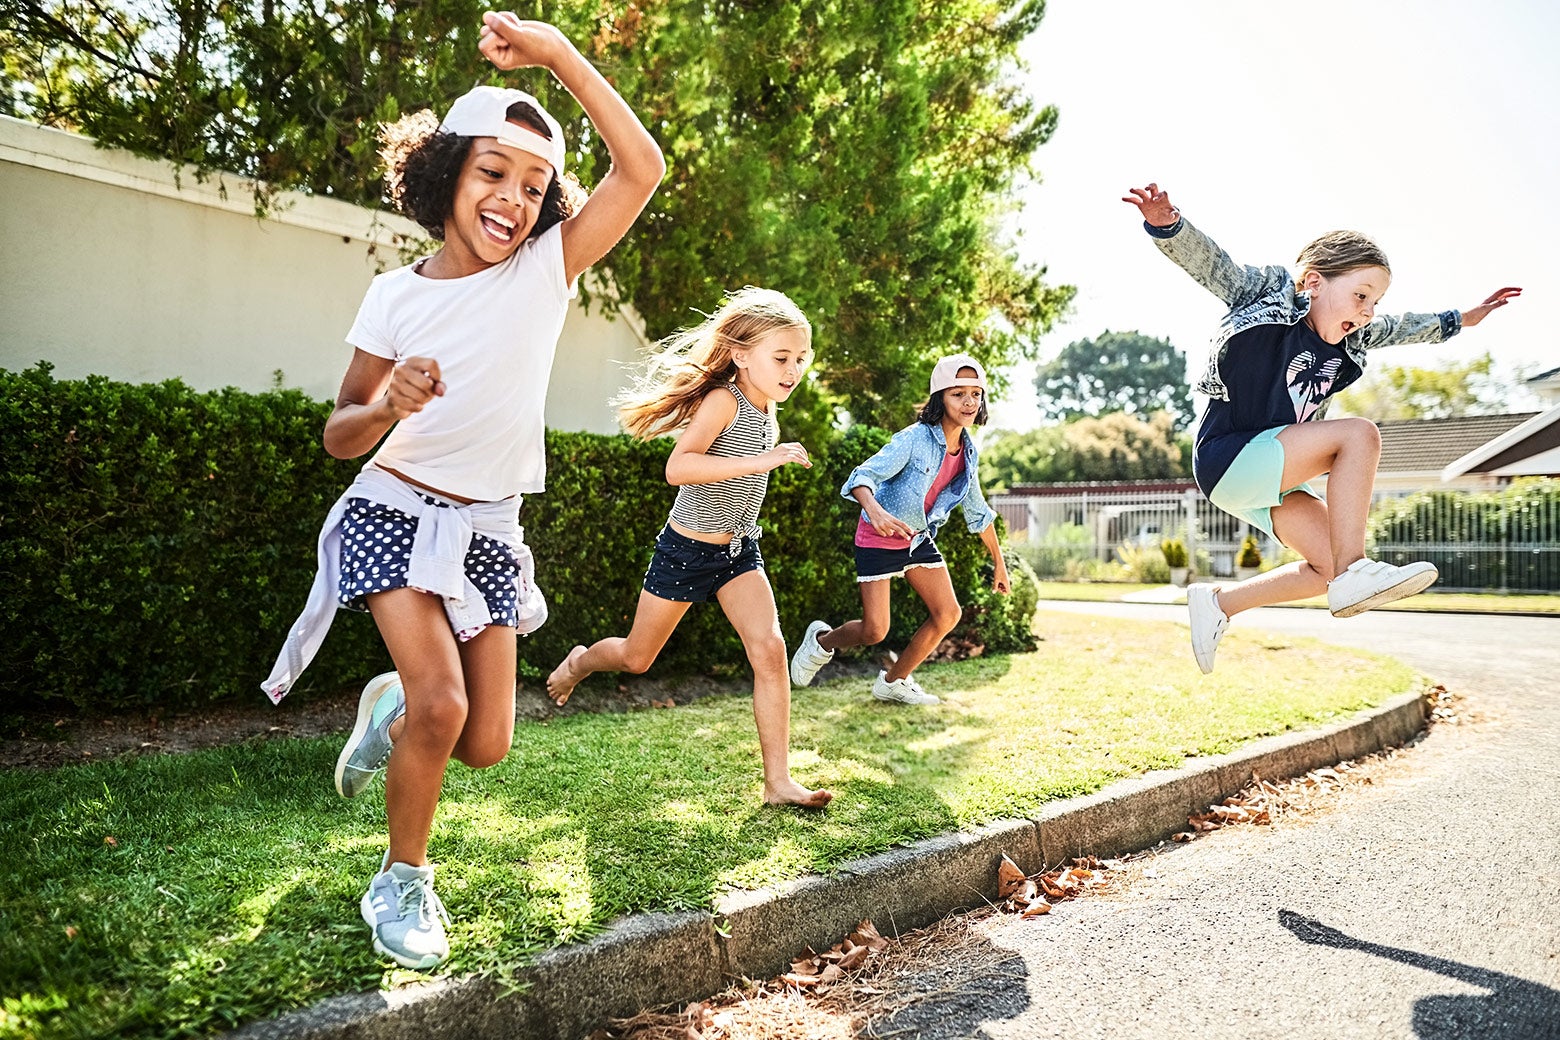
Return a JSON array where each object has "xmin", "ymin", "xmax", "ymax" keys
[
  {"xmin": 439, "ymin": 85, "xmax": 566, "ymax": 176},
  {"xmin": 929, "ymin": 353, "xmax": 987, "ymax": 394}
]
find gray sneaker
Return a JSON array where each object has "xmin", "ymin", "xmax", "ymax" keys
[
  {"xmin": 360, "ymin": 860, "xmax": 451, "ymax": 970},
  {"xmin": 335, "ymin": 672, "xmax": 405, "ymax": 798},
  {"xmin": 872, "ymin": 670, "xmax": 940, "ymax": 705},
  {"xmin": 789, "ymin": 620, "xmax": 835, "ymax": 687}
]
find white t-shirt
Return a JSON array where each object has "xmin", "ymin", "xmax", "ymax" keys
[{"xmin": 345, "ymin": 223, "xmax": 577, "ymax": 501}]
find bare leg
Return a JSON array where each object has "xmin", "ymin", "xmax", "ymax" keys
[
  {"xmin": 367, "ymin": 587, "xmax": 469, "ymax": 869},
  {"xmin": 884, "ymin": 564, "xmax": 962, "ymax": 682},
  {"xmin": 816, "ymin": 578, "xmax": 892, "ymax": 652},
  {"xmin": 1275, "ymin": 418, "xmax": 1381, "ymax": 575},
  {"xmin": 451, "ymin": 623, "xmax": 517, "ymax": 768},
  {"xmin": 1215, "ymin": 494, "xmax": 1335, "ymax": 617},
  {"xmin": 546, "ymin": 590, "xmax": 691, "ymax": 705},
  {"xmin": 716, "ymin": 570, "xmax": 832, "ymax": 809}
]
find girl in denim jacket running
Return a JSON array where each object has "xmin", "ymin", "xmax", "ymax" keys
[
  {"xmin": 1124, "ymin": 182, "xmax": 1521, "ymax": 673},
  {"xmin": 790, "ymin": 355, "xmax": 1011, "ymax": 705}
]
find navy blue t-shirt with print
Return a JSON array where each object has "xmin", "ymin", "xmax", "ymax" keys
[{"xmin": 1192, "ymin": 320, "xmax": 1358, "ymax": 497}]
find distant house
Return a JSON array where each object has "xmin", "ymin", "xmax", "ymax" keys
[
  {"xmin": 1439, "ymin": 406, "xmax": 1560, "ymax": 485},
  {"xmin": 1373, "ymin": 413, "xmax": 1542, "ymax": 495}
]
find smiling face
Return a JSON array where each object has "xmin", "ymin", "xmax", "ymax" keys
[
  {"xmin": 732, "ymin": 326, "xmax": 812, "ymax": 408},
  {"xmin": 1302, "ymin": 266, "xmax": 1391, "ymax": 345},
  {"xmin": 438, "ymin": 136, "xmax": 554, "ymax": 276},
  {"xmin": 940, "ymin": 368, "xmax": 986, "ymax": 429}
]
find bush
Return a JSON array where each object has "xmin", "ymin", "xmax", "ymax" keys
[
  {"xmin": 1115, "ymin": 542, "xmax": 1170, "ymax": 584},
  {"xmin": 1159, "ymin": 537, "xmax": 1188, "ymax": 568},
  {"xmin": 1367, "ymin": 479, "xmax": 1560, "ymax": 592},
  {"xmin": 1, "ymin": 368, "xmax": 1038, "ymax": 711},
  {"xmin": 1238, "ymin": 533, "xmax": 1263, "ymax": 569}
]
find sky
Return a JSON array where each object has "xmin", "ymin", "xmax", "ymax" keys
[{"xmin": 994, "ymin": 0, "xmax": 1560, "ymax": 430}]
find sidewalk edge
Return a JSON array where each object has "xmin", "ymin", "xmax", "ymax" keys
[{"xmin": 230, "ymin": 689, "xmax": 1428, "ymax": 1040}]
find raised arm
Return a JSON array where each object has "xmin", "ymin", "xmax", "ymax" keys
[
  {"xmin": 665, "ymin": 389, "xmax": 811, "ymax": 486},
  {"xmin": 478, "ymin": 13, "xmax": 665, "ymax": 285},
  {"xmin": 1123, "ymin": 182, "xmax": 1287, "ymax": 309}
]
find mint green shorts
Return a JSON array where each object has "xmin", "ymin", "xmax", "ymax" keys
[{"xmin": 1207, "ymin": 427, "xmax": 1322, "ymax": 539}]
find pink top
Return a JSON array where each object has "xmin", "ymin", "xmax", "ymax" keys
[{"xmin": 855, "ymin": 449, "xmax": 966, "ymax": 549}]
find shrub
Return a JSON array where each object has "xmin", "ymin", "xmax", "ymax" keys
[
  {"xmin": 1238, "ymin": 533, "xmax": 1263, "ymax": 569},
  {"xmin": 1115, "ymin": 542, "xmax": 1170, "ymax": 584},
  {"xmin": 1, "ymin": 367, "xmax": 1038, "ymax": 711},
  {"xmin": 1159, "ymin": 537, "xmax": 1188, "ymax": 569}
]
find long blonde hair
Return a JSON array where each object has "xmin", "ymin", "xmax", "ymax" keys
[{"xmin": 616, "ymin": 287, "xmax": 812, "ymax": 439}]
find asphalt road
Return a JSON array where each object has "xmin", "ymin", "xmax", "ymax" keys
[{"xmin": 872, "ymin": 604, "xmax": 1560, "ymax": 1040}]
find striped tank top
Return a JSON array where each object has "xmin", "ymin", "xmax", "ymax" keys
[{"xmin": 668, "ymin": 383, "xmax": 777, "ymax": 544}]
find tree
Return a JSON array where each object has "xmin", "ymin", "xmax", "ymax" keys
[
  {"xmin": 1033, "ymin": 329, "xmax": 1192, "ymax": 430},
  {"xmin": 1331, "ymin": 351, "xmax": 1517, "ymax": 420},
  {"xmin": 3, "ymin": 0, "xmax": 1075, "ymax": 435},
  {"xmin": 981, "ymin": 411, "xmax": 1189, "ymax": 491}
]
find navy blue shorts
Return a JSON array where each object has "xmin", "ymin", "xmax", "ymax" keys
[
  {"xmin": 854, "ymin": 538, "xmax": 945, "ymax": 582},
  {"xmin": 338, "ymin": 496, "xmax": 521, "ymax": 633},
  {"xmin": 642, "ymin": 525, "xmax": 764, "ymax": 603}
]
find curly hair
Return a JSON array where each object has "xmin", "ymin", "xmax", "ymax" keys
[
  {"xmin": 1295, "ymin": 230, "xmax": 1391, "ymax": 281},
  {"xmin": 378, "ymin": 102, "xmax": 585, "ymax": 241},
  {"xmin": 615, "ymin": 287, "xmax": 813, "ymax": 440}
]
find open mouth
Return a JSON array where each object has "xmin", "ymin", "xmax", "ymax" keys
[
  {"xmin": 1341, "ymin": 321, "xmax": 1356, "ymax": 334},
  {"xmin": 480, "ymin": 210, "xmax": 516, "ymax": 243}
]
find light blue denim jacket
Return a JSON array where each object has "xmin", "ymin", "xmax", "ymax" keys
[
  {"xmin": 842, "ymin": 422, "xmax": 996, "ymax": 549},
  {"xmin": 1147, "ymin": 216, "xmax": 1462, "ymax": 403}
]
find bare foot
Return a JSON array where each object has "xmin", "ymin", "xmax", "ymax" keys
[
  {"xmin": 763, "ymin": 779, "xmax": 834, "ymax": 810},
  {"xmin": 546, "ymin": 646, "xmax": 589, "ymax": 706}
]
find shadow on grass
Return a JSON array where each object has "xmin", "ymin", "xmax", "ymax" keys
[{"xmin": 0, "ymin": 665, "xmax": 1019, "ymax": 1039}]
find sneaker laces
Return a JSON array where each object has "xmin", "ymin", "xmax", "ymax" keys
[{"xmin": 396, "ymin": 873, "xmax": 451, "ymax": 928}]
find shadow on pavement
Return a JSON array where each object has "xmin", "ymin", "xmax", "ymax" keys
[
  {"xmin": 1279, "ymin": 909, "xmax": 1560, "ymax": 1039},
  {"xmin": 866, "ymin": 932, "xmax": 1030, "ymax": 1040}
]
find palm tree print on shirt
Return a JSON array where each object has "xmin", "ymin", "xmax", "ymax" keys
[{"xmin": 1287, "ymin": 350, "xmax": 1343, "ymax": 423}]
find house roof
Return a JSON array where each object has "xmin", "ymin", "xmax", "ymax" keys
[
  {"xmin": 1376, "ymin": 413, "xmax": 1539, "ymax": 475},
  {"xmin": 1441, "ymin": 405, "xmax": 1560, "ymax": 480}
]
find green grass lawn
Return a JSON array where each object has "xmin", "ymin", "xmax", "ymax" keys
[
  {"xmin": 1034, "ymin": 581, "xmax": 1560, "ymax": 613},
  {"xmin": 0, "ymin": 611, "xmax": 1417, "ymax": 1040}
]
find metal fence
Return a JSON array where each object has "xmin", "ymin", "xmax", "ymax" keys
[{"xmin": 994, "ymin": 482, "xmax": 1560, "ymax": 592}]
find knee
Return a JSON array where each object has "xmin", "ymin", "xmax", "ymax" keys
[
  {"xmin": 1340, "ymin": 416, "xmax": 1381, "ymax": 453},
  {"xmin": 619, "ymin": 648, "xmax": 658, "ymax": 675},
  {"xmin": 406, "ymin": 683, "xmax": 468, "ymax": 745},
  {"xmin": 930, "ymin": 604, "xmax": 963, "ymax": 634},
  {"xmin": 455, "ymin": 731, "xmax": 513, "ymax": 770},
  {"xmin": 746, "ymin": 633, "xmax": 788, "ymax": 677},
  {"xmin": 858, "ymin": 620, "xmax": 890, "ymax": 646}
]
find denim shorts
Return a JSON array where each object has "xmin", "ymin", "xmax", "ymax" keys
[
  {"xmin": 1207, "ymin": 427, "xmax": 1322, "ymax": 538},
  {"xmin": 854, "ymin": 538, "xmax": 945, "ymax": 583},
  {"xmin": 642, "ymin": 525, "xmax": 764, "ymax": 603},
  {"xmin": 338, "ymin": 495, "xmax": 522, "ymax": 635}
]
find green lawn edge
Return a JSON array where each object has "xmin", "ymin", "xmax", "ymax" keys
[{"xmin": 0, "ymin": 610, "xmax": 1418, "ymax": 1040}]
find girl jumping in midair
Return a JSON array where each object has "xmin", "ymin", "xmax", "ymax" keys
[
  {"xmin": 789, "ymin": 355, "xmax": 1010, "ymax": 705},
  {"xmin": 262, "ymin": 13, "xmax": 664, "ymax": 969},
  {"xmin": 544, "ymin": 287, "xmax": 833, "ymax": 810},
  {"xmin": 1123, "ymin": 182, "xmax": 1520, "ymax": 673}
]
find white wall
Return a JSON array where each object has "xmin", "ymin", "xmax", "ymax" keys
[{"xmin": 0, "ymin": 116, "xmax": 647, "ymax": 433}]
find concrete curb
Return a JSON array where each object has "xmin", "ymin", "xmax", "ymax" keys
[{"xmin": 230, "ymin": 689, "xmax": 1428, "ymax": 1040}]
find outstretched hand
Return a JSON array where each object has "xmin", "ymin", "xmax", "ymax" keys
[
  {"xmin": 1461, "ymin": 287, "xmax": 1522, "ymax": 328},
  {"xmin": 759, "ymin": 441, "xmax": 813, "ymax": 473},
  {"xmin": 1122, "ymin": 183, "xmax": 1180, "ymax": 228},
  {"xmin": 478, "ymin": 11, "xmax": 569, "ymax": 71}
]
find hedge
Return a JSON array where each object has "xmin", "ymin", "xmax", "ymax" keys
[
  {"xmin": 1, "ymin": 365, "xmax": 1038, "ymax": 711},
  {"xmin": 1368, "ymin": 478, "xmax": 1560, "ymax": 592}
]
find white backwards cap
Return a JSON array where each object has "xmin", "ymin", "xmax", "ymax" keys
[{"xmin": 439, "ymin": 85, "xmax": 565, "ymax": 176}]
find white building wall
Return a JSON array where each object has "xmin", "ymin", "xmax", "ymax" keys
[{"xmin": 0, "ymin": 115, "xmax": 646, "ymax": 434}]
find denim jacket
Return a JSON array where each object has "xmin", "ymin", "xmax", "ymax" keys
[
  {"xmin": 842, "ymin": 422, "xmax": 996, "ymax": 549},
  {"xmin": 1147, "ymin": 216, "xmax": 1462, "ymax": 403}
]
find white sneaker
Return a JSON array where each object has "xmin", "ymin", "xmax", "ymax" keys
[
  {"xmin": 1327, "ymin": 559, "xmax": 1439, "ymax": 618},
  {"xmin": 872, "ymin": 670, "xmax": 940, "ymax": 705},
  {"xmin": 789, "ymin": 620, "xmax": 835, "ymax": 687},
  {"xmin": 360, "ymin": 859, "xmax": 451, "ymax": 970},
  {"xmin": 1186, "ymin": 583, "xmax": 1229, "ymax": 674}
]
